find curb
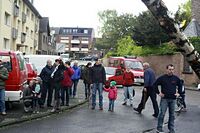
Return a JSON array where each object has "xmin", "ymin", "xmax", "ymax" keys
[
  {"xmin": 0, "ymin": 100, "xmax": 87, "ymax": 128},
  {"xmin": 185, "ymin": 87, "xmax": 199, "ymax": 91}
]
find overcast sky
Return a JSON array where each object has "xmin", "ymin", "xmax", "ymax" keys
[{"xmin": 34, "ymin": 0, "xmax": 187, "ymax": 36}]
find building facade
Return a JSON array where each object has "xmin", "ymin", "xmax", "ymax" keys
[
  {"xmin": 38, "ymin": 17, "xmax": 56, "ymax": 55},
  {"xmin": 52, "ymin": 27, "xmax": 95, "ymax": 59},
  {"xmin": 0, "ymin": 0, "xmax": 41, "ymax": 54},
  {"xmin": 192, "ymin": 0, "xmax": 200, "ymax": 24}
]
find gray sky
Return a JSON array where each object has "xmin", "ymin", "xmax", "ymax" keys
[{"xmin": 34, "ymin": 0, "xmax": 187, "ymax": 37}]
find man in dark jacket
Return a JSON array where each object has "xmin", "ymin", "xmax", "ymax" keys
[
  {"xmin": 154, "ymin": 64, "xmax": 182, "ymax": 133},
  {"xmin": 133, "ymin": 62, "xmax": 159, "ymax": 118},
  {"xmin": 0, "ymin": 60, "xmax": 8, "ymax": 115},
  {"xmin": 40, "ymin": 59, "xmax": 54, "ymax": 107},
  {"xmin": 51, "ymin": 59, "xmax": 65, "ymax": 113},
  {"xmin": 91, "ymin": 58, "xmax": 106, "ymax": 110}
]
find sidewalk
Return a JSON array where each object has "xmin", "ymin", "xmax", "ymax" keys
[
  {"xmin": 185, "ymin": 86, "xmax": 199, "ymax": 91},
  {"xmin": 0, "ymin": 81, "xmax": 87, "ymax": 128}
]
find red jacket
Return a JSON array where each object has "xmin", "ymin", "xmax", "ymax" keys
[
  {"xmin": 104, "ymin": 86, "xmax": 117, "ymax": 100},
  {"xmin": 61, "ymin": 67, "xmax": 74, "ymax": 87},
  {"xmin": 123, "ymin": 71, "xmax": 134, "ymax": 86}
]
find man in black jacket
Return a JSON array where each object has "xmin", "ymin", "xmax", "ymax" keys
[
  {"xmin": 40, "ymin": 59, "xmax": 54, "ymax": 107},
  {"xmin": 154, "ymin": 64, "xmax": 182, "ymax": 133},
  {"xmin": 91, "ymin": 58, "xmax": 106, "ymax": 110}
]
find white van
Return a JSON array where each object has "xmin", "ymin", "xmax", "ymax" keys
[{"xmin": 24, "ymin": 55, "xmax": 60, "ymax": 74}]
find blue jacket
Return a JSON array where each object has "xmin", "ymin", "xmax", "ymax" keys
[
  {"xmin": 144, "ymin": 68, "xmax": 156, "ymax": 88},
  {"xmin": 71, "ymin": 65, "xmax": 81, "ymax": 80},
  {"xmin": 154, "ymin": 74, "xmax": 182, "ymax": 99}
]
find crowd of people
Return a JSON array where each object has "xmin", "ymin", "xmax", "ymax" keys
[{"xmin": 0, "ymin": 57, "xmax": 187, "ymax": 133}]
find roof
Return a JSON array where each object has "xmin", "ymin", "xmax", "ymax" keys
[
  {"xmin": 39, "ymin": 17, "xmax": 50, "ymax": 35},
  {"xmin": 23, "ymin": 0, "xmax": 42, "ymax": 18},
  {"xmin": 183, "ymin": 19, "xmax": 200, "ymax": 37}
]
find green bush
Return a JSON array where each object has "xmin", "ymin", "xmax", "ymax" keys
[{"xmin": 189, "ymin": 37, "xmax": 200, "ymax": 53}]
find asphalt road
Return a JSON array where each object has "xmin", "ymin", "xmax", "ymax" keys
[{"xmin": 0, "ymin": 86, "xmax": 200, "ymax": 133}]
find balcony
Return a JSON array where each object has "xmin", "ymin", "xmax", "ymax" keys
[
  {"xmin": 81, "ymin": 40, "xmax": 89, "ymax": 44},
  {"xmin": 21, "ymin": 32, "xmax": 26, "ymax": 43},
  {"xmin": 71, "ymin": 48, "xmax": 80, "ymax": 51},
  {"xmin": 71, "ymin": 40, "xmax": 80, "ymax": 44},
  {"xmin": 81, "ymin": 48, "xmax": 89, "ymax": 52},
  {"xmin": 13, "ymin": 4, "xmax": 19, "ymax": 17},
  {"xmin": 12, "ymin": 28, "xmax": 18, "ymax": 39},
  {"xmin": 22, "ymin": 12, "xmax": 26, "ymax": 23}
]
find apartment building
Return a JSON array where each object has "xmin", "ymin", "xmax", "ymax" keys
[
  {"xmin": 52, "ymin": 27, "xmax": 95, "ymax": 59},
  {"xmin": 0, "ymin": 0, "xmax": 41, "ymax": 54}
]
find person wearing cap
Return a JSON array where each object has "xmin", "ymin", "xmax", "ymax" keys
[
  {"xmin": 90, "ymin": 58, "xmax": 106, "ymax": 110},
  {"xmin": 122, "ymin": 66, "xmax": 135, "ymax": 107},
  {"xmin": 0, "ymin": 60, "xmax": 8, "ymax": 115},
  {"xmin": 104, "ymin": 81, "xmax": 118, "ymax": 112}
]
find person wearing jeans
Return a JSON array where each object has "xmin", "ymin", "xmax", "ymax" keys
[
  {"xmin": 154, "ymin": 64, "xmax": 182, "ymax": 133},
  {"xmin": 70, "ymin": 60, "xmax": 81, "ymax": 98},
  {"xmin": 0, "ymin": 60, "xmax": 8, "ymax": 115},
  {"xmin": 122, "ymin": 66, "xmax": 135, "ymax": 106},
  {"xmin": 92, "ymin": 83, "xmax": 103, "ymax": 109},
  {"xmin": 91, "ymin": 58, "xmax": 106, "ymax": 110}
]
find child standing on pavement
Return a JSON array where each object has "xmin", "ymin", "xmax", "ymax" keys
[
  {"xmin": 32, "ymin": 77, "xmax": 42, "ymax": 113},
  {"xmin": 104, "ymin": 81, "xmax": 117, "ymax": 112}
]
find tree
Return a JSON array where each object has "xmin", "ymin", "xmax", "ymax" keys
[
  {"xmin": 116, "ymin": 36, "xmax": 142, "ymax": 56},
  {"xmin": 174, "ymin": 0, "xmax": 192, "ymax": 30},
  {"xmin": 132, "ymin": 11, "xmax": 170, "ymax": 46},
  {"xmin": 98, "ymin": 10, "xmax": 136, "ymax": 50},
  {"xmin": 141, "ymin": 0, "xmax": 200, "ymax": 79}
]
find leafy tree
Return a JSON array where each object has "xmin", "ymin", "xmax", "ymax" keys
[
  {"xmin": 132, "ymin": 11, "xmax": 170, "ymax": 46},
  {"xmin": 174, "ymin": 0, "xmax": 191, "ymax": 30}
]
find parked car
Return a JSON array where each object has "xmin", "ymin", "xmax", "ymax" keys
[
  {"xmin": 105, "ymin": 67, "xmax": 124, "ymax": 87},
  {"xmin": 0, "ymin": 51, "xmax": 27, "ymax": 102},
  {"xmin": 26, "ymin": 62, "xmax": 37, "ymax": 83},
  {"xmin": 108, "ymin": 56, "xmax": 144, "ymax": 85},
  {"xmin": 60, "ymin": 53, "xmax": 71, "ymax": 62}
]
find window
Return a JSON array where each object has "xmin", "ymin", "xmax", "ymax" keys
[
  {"xmin": 73, "ymin": 29, "xmax": 77, "ymax": 33},
  {"xmin": 26, "ymin": 27, "xmax": 29, "ymax": 36},
  {"xmin": 84, "ymin": 29, "xmax": 88, "ymax": 34},
  {"xmin": 26, "ymin": 8, "xmax": 30, "ymax": 18},
  {"xmin": 31, "ymin": 30, "xmax": 33, "ymax": 39},
  {"xmin": 17, "ymin": 20, "xmax": 21, "ymax": 29},
  {"xmin": 16, "ymin": 53, "xmax": 25, "ymax": 70},
  {"xmin": 31, "ymin": 13, "xmax": 34, "ymax": 21},
  {"xmin": 30, "ymin": 47, "xmax": 33, "ymax": 53},
  {"xmin": 4, "ymin": 12, "xmax": 10, "ymax": 26},
  {"xmin": 0, "ymin": 56, "xmax": 12, "ymax": 71},
  {"xmin": 3, "ymin": 38, "xmax": 10, "ymax": 50}
]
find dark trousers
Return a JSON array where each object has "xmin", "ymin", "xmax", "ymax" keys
[
  {"xmin": 70, "ymin": 79, "xmax": 79, "ymax": 97},
  {"xmin": 180, "ymin": 94, "xmax": 186, "ymax": 108},
  {"xmin": 53, "ymin": 83, "xmax": 61, "ymax": 109},
  {"xmin": 84, "ymin": 83, "xmax": 91, "ymax": 99},
  {"xmin": 137, "ymin": 87, "xmax": 159, "ymax": 115},
  {"xmin": 41, "ymin": 82, "xmax": 53, "ymax": 106},
  {"xmin": 61, "ymin": 87, "xmax": 70, "ymax": 105}
]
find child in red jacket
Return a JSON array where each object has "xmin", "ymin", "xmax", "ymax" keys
[{"xmin": 104, "ymin": 81, "xmax": 117, "ymax": 112}]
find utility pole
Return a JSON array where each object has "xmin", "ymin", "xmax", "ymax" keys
[{"xmin": 141, "ymin": 0, "xmax": 200, "ymax": 79}]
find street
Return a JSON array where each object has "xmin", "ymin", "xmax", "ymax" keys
[{"xmin": 0, "ymin": 83, "xmax": 200, "ymax": 133}]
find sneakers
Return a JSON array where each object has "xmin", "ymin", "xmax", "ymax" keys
[
  {"xmin": 152, "ymin": 114, "xmax": 158, "ymax": 118},
  {"xmin": 1, "ymin": 112, "xmax": 6, "ymax": 115},
  {"xmin": 133, "ymin": 108, "xmax": 141, "ymax": 114},
  {"xmin": 91, "ymin": 107, "xmax": 95, "ymax": 110},
  {"xmin": 99, "ymin": 107, "xmax": 103, "ymax": 111},
  {"xmin": 156, "ymin": 129, "xmax": 164, "ymax": 133}
]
